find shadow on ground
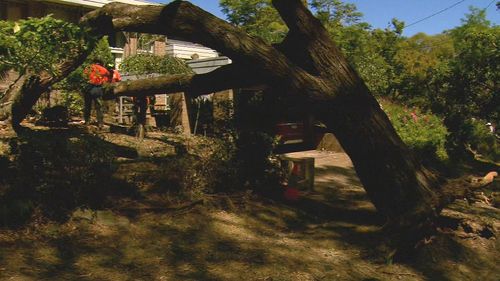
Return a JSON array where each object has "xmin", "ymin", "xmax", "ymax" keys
[
  {"xmin": 0, "ymin": 126, "xmax": 143, "ymax": 226},
  {"xmin": 0, "ymin": 129, "xmax": 498, "ymax": 280}
]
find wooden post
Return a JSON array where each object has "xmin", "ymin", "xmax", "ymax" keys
[{"xmin": 169, "ymin": 92, "xmax": 191, "ymax": 136}]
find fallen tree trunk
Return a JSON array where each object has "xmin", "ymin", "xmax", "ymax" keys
[
  {"xmin": 81, "ymin": 0, "xmax": 500, "ymax": 253},
  {"xmin": 81, "ymin": 0, "xmax": 438, "ymax": 232},
  {"xmin": 101, "ymin": 64, "xmax": 263, "ymax": 100}
]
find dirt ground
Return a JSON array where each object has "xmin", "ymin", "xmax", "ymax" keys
[{"xmin": 0, "ymin": 124, "xmax": 498, "ymax": 281}]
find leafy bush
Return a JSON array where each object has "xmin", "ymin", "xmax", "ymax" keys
[
  {"xmin": 120, "ymin": 54, "xmax": 193, "ymax": 75},
  {"xmin": 465, "ymin": 119, "xmax": 499, "ymax": 163},
  {"xmin": 381, "ymin": 99, "xmax": 449, "ymax": 163},
  {"xmin": 61, "ymin": 91, "xmax": 85, "ymax": 116},
  {"xmin": 0, "ymin": 16, "xmax": 90, "ymax": 77},
  {"xmin": 155, "ymin": 136, "xmax": 239, "ymax": 199}
]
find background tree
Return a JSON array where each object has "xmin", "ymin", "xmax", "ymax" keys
[
  {"xmin": 220, "ymin": 0, "xmax": 287, "ymax": 43},
  {"xmin": 429, "ymin": 8, "xmax": 499, "ymax": 158}
]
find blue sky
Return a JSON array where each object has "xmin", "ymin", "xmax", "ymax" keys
[{"xmin": 152, "ymin": 0, "xmax": 499, "ymax": 36}]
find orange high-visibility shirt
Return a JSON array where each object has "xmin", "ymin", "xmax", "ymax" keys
[
  {"xmin": 84, "ymin": 64, "xmax": 110, "ymax": 85},
  {"xmin": 112, "ymin": 70, "xmax": 121, "ymax": 83}
]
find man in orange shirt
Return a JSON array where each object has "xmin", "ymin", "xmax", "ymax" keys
[
  {"xmin": 83, "ymin": 60, "xmax": 110, "ymax": 128},
  {"xmin": 107, "ymin": 63, "xmax": 122, "ymax": 83}
]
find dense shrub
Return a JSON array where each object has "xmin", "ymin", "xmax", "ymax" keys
[
  {"xmin": 0, "ymin": 16, "xmax": 90, "ymax": 77},
  {"xmin": 381, "ymin": 99, "xmax": 449, "ymax": 163},
  {"xmin": 120, "ymin": 54, "xmax": 193, "ymax": 75},
  {"xmin": 155, "ymin": 136, "xmax": 239, "ymax": 199},
  {"xmin": 465, "ymin": 118, "xmax": 499, "ymax": 163}
]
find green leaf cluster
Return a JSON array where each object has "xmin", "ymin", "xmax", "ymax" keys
[
  {"xmin": 57, "ymin": 36, "xmax": 113, "ymax": 93},
  {"xmin": 0, "ymin": 15, "xmax": 91, "ymax": 77},
  {"xmin": 381, "ymin": 99, "xmax": 449, "ymax": 162},
  {"xmin": 220, "ymin": 0, "xmax": 287, "ymax": 43},
  {"xmin": 119, "ymin": 54, "xmax": 193, "ymax": 75}
]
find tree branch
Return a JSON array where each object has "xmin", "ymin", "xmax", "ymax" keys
[
  {"xmin": 272, "ymin": 0, "xmax": 361, "ymax": 91},
  {"xmin": 81, "ymin": 1, "xmax": 327, "ymax": 98},
  {"xmin": 103, "ymin": 64, "xmax": 264, "ymax": 99},
  {"xmin": 8, "ymin": 42, "xmax": 92, "ymax": 128}
]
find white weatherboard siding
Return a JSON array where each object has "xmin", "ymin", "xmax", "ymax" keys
[
  {"xmin": 43, "ymin": 0, "xmax": 156, "ymax": 9},
  {"xmin": 167, "ymin": 40, "xmax": 219, "ymax": 60}
]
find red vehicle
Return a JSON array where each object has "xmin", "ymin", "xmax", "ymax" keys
[
  {"xmin": 276, "ymin": 122, "xmax": 305, "ymax": 145},
  {"xmin": 275, "ymin": 121, "xmax": 329, "ymax": 153}
]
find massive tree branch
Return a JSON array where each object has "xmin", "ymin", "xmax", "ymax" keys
[
  {"xmin": 81, "ymin": 1, "xmax": 328, "ymax": 100},
  {"xmin": 272, "ymin": 0, "xmax": 361, "ymax": 89},
  {"xmin": 81, "ymin": 1, "xmax": 441, "ymax": 230},
  {"xmin": 271, "ymin": 0, "xmax": 441, "ymax": 238},
  {"xmin": 103, "ymin": 64, "xmax": 264, "ymax": 99}
]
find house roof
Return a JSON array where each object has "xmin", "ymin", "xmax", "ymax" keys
[{"xmin": 43, "ymin": 0, "xmax": 159, "ymax": 9}]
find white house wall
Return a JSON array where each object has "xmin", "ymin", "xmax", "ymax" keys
[{"xmin": 43, "ymin": 0, "xmax": 156, "ymax": 9}]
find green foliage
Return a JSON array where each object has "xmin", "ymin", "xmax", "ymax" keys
[
  {"xmin": 220, "ymin": 0, "xmax": 287, "ymax": 43},
  {"xmin": 310, "ymin": 0, "xmax": 364, "ymax": 42},
  {"xmin": 120, "ymin": 54, "xmax": 193, "ymax": 75},
  {"xmin": 57, "ymin": 37, "xmax": 113, "ymax": 93},
  {"xmin": 463, "ymin": 119, "xmax": 499, "ymax": 163},
  {"xmin": 381, "ymin": 100, "xmax": 449, "ymax": 163},
  {"xmin": 345, "ymin": 24, "xmax": 403, "ymax": 97},
  {"xmin": 0, "ymin": 15, "xmax": 101, "ymax": 118},
  {"xmin": 391, "ymin": 33, "xmax": 454, "ymax": 106},
  {"xmin": 62, "ymin": 92, "xmax": 85, "ymax": 116},
  {"xmin": 0, "ymin": 15, "xmax": 91, "ymax": 77},
  {"xmin": 427, "ymin": 8, "xmax": 499, "ymax": 154}
]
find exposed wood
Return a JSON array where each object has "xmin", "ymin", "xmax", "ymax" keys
[
  {"xmin": 437, "ymin": 172, "xmax": 498, "ymax": 210},
  {"xmin": 169, "ymin": 93, "xmax": 191, "ymax": 136}
]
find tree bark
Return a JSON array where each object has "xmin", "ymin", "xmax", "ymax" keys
[
  {"xmin": 272, "ymin": 0, "xmax": 440, "ymax": 235},
  {"xmin": 0, "ymin": 74, "xmax": 26, "ymax": 122},
  {"xmin": 102, "ymin": 64, "xmax": 263, "ymax": 100}
]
